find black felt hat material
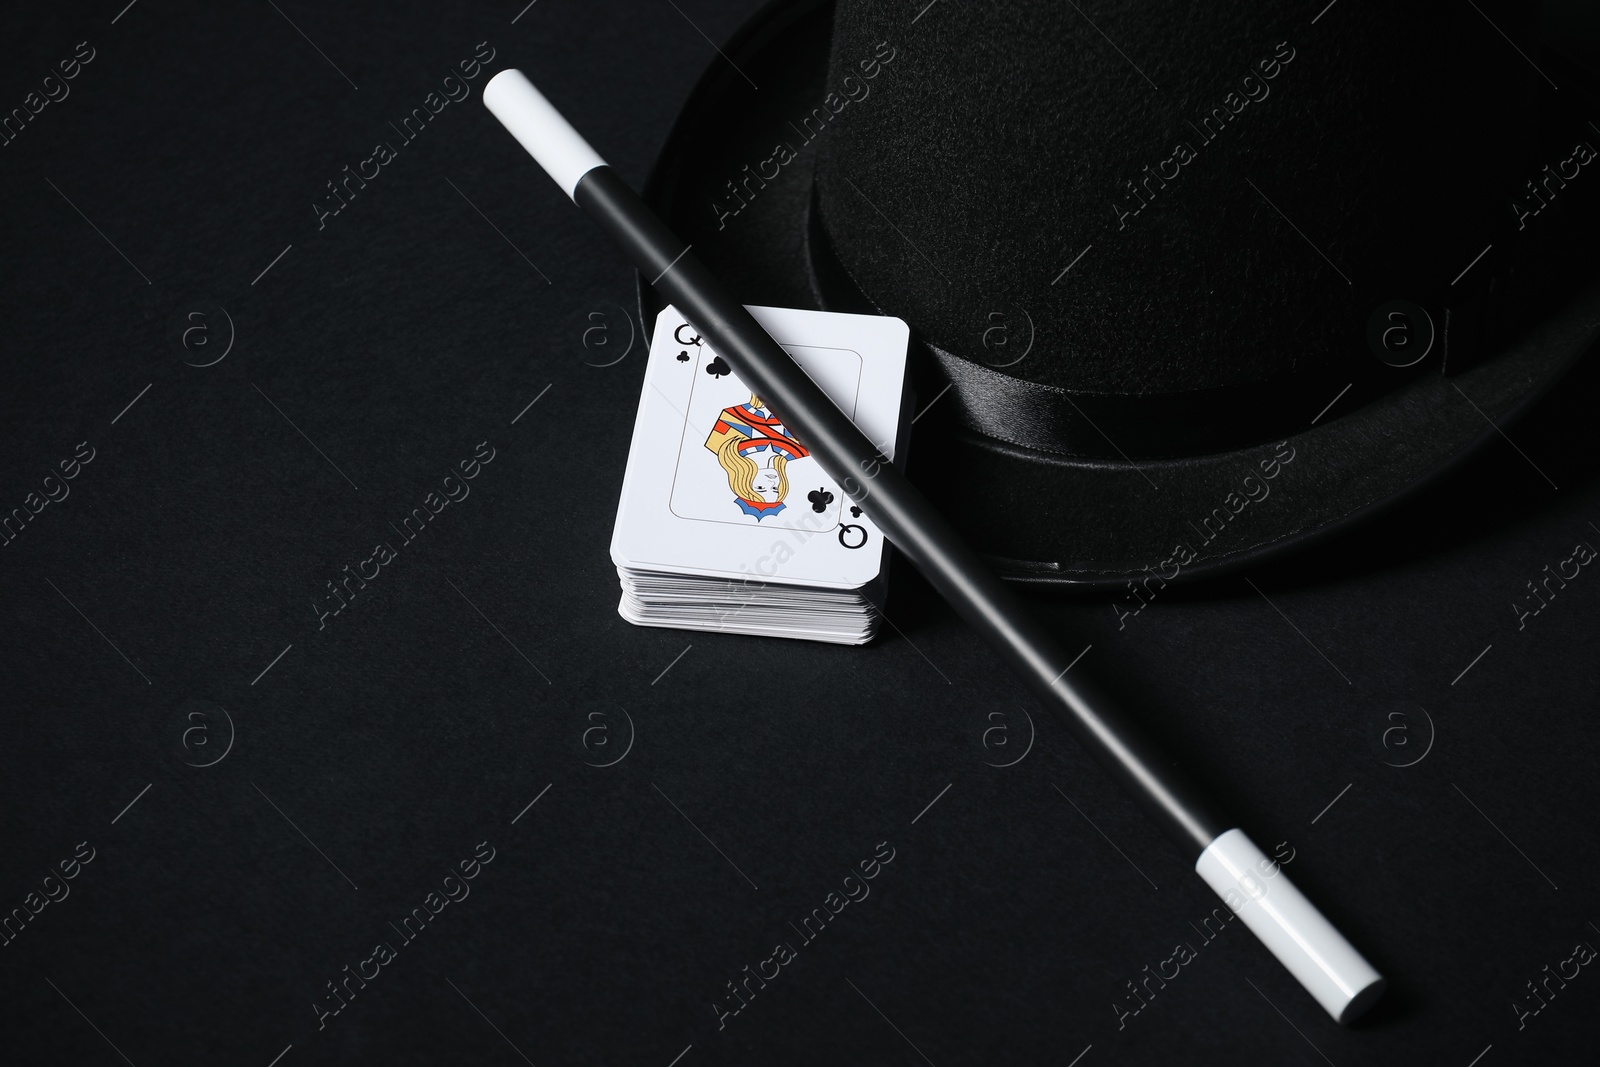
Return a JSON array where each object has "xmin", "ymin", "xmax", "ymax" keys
[{"xmin": 639, "ymin": 0, "xmax": 1600, "ymax": 588}]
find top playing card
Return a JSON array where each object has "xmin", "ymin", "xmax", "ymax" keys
[{"xmin": 611, "ymin": 304, "xmax": 910, "ymax": 590}]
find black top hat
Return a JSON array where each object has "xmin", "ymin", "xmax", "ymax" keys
[{"xmin": 639, "ymin": 0, "xmax": 1600, "ymax": 587}]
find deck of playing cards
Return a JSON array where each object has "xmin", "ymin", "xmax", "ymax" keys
[{"xmin": 610, "ymin": 304, "xmax": 910, "ymax": 644}]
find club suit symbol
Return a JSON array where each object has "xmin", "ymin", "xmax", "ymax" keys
[
  {"xmin": 705, "ymin": 394, "xmax": 809, "ymax": 519},
  {"xmin": 582, "ymin": 707, "xmax": 636, "ymax": 767},
  {"xmin": 177, "ymin": 698, "xmax": 235, "ymax": 768}
]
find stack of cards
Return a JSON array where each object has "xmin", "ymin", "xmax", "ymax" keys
[{"xmin": 610, "ymin": 304, "xmax": 910, "ymax": 644}]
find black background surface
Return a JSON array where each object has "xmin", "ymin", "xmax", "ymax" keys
[{"xmin": 2, "ymin": 2, "xmax": 1597, "ymax": 1065}]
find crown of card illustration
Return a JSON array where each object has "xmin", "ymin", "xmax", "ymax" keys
[{"xmin": 704, "ymin": 394, "xmax": 810, "ymax": 520}]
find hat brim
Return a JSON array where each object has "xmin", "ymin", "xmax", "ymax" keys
[{"xmin": 638, "ymin": 0, "xmax": 1600, "ymax": 590}]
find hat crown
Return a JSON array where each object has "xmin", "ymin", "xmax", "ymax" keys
[{"xmin": 814, "ymin": 0, "xmax": 1540, "ymax": 410}]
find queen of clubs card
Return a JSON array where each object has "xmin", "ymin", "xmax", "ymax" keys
[{"xmin": 704, "ymin": 394, "xmax": 809, "ymax": 519}]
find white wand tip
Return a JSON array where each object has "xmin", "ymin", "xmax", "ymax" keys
[{"xmin": 482, "ymin": 68, "xmax": 608, "ymax": 200}]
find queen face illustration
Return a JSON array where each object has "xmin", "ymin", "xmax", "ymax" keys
[
  {"xmin": 749, "ymin": 462, "xmax": 782, "ymax": 502},
  {"xmin": 703, "ymin": 394, "xmax": 810, "ymax": 520}
]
